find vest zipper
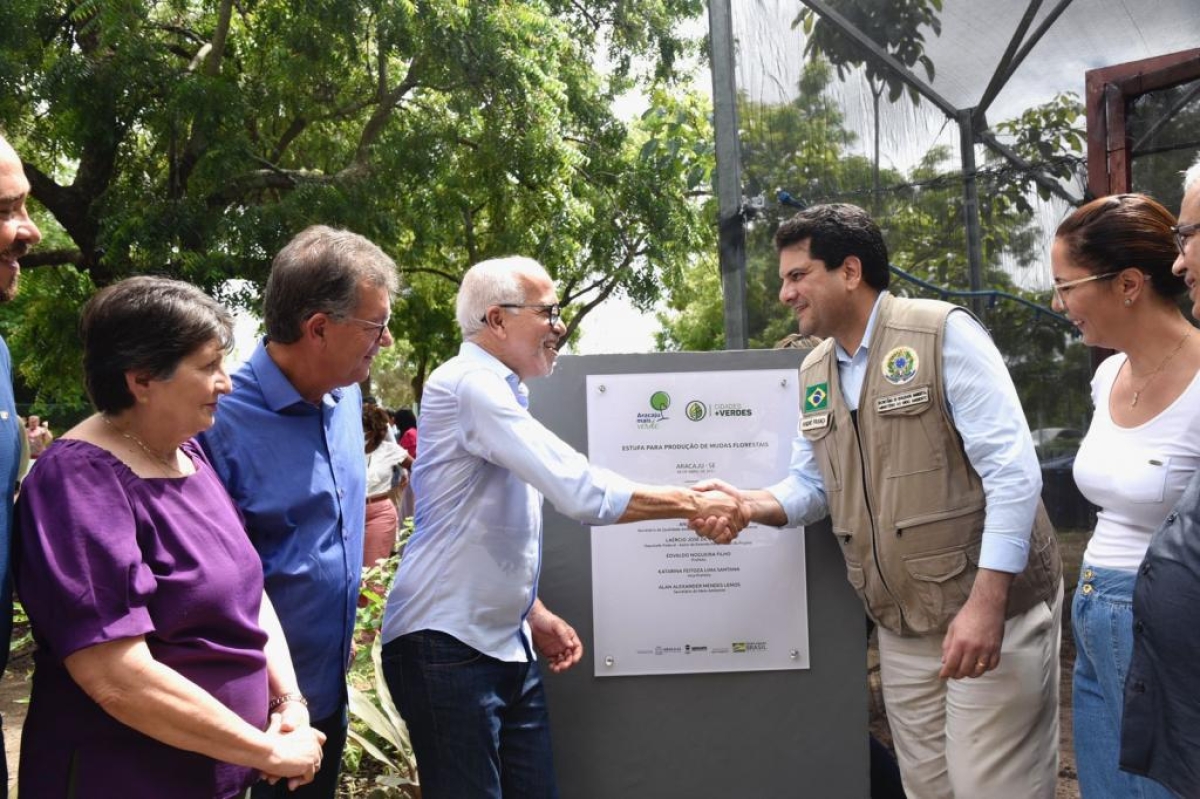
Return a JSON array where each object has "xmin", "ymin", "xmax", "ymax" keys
[{"xmin": 851, "ymin": 411, "xmax": 907, "ymax": 632}]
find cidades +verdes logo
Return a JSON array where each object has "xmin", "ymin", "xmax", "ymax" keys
[{"xmin": 686, "ymin": 399, "xmax": 754, "ymax": 423}]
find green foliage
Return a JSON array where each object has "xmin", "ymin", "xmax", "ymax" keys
[
  {"xmin": 343, "ymin": 520, "xmax": 419, "ymax": 796},
  {"xmin": 992, "ymin": 92, "xmax": 1086, "ymax": 210},
  {"xmin": 9, "ymin": 601, "xmax": 31, "ymax": 656},
  {"xmin": 0, "ymin": 265, "xmax": 95, "ymax": 416},
  {"xmin": 797, "ymin": 0, "xmax": 942, "ymax": 104},
  {"xmin": 658, "ymin": 60, "xmax": 1090, "ymax": 430},
  {"xmin": 0, "ymin": 0, "xmax": 712, "ymax": 403}
]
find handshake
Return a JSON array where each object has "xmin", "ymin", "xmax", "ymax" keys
[{"xmin": 686, "ymin": 479, "xmax": 752, "ymax": 545}]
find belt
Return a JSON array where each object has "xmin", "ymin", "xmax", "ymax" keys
[{"xmin": 367, "ymin": 493, "xmax": 392, "ymax": 504}]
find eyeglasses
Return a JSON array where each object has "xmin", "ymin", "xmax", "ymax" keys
[
  {"xmin": 1172, "ymin": 222, "xmax": 1200, "ymax": 255},
  {"xmin": 342, "ymin": 316, "xmax": 390, "ymax": 344},
  {"xmin": 1051, "ymin": 272, "xmax": 1119, "ymax": 303},
  {"xmin": 481, "ymin": 303, "xmax": 562, "ymax": 327}
]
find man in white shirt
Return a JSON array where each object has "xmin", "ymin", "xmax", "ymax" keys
[{"xmin": 380, "ymin": 256, "xmax": 747, "ymax": 798}]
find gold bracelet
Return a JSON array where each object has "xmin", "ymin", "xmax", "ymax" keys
[{"xmin": 268, "ymin": 692, "xmax": 308, "ymax": 712}]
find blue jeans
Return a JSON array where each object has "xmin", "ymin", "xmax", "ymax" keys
[
  {"xmin": 383, "ymin": 630, "xmax": 558, "ymax": 799},
  {"xmin": 1072, "ymin": 564, "xmax": 1175, "ymax": 799}
]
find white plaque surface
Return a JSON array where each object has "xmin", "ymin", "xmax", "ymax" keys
[{"xmin": 587, "ymin": 369, "xmax": 809, "ymax": 676}]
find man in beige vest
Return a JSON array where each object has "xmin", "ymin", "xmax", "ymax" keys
[{"xmin": 695, "ymin": 203, "xmax": 1063, "ymax": 798}]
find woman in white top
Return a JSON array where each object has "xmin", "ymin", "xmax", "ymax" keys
[
  {"xmin": 362, "ymin": 404, "xmax": 411, "ymax": 568},
  {"xmin": 1051, "ymin": 193, "xmax": 1200, "ymax": 798}
]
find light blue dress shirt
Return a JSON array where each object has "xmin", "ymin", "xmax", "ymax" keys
[
  {"xmin": 381, "ymin": 342, "xmax": 634, "ymax": 661},
  {"xmin": 200, "ymin": 340, "xmax": 365, "ymax": 720},
  {"xmin": 766, "ymin": 291, "xmax": 1040, "ymax": 573}
]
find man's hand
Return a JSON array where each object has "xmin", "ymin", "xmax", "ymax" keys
[
  {"xmin": 528, "ymin": 600, "xmax": 583, "ymax": 674},
  {"xmin": 688, "ymin": 479, "xmax": 749, "ymax": 544},
  {"xmin": 939, "ymin": 568, "xmax": 1013, "ymax": 679}
]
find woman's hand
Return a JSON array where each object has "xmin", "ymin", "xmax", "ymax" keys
[{"xmin": 260, "ymin": 712, "xmax": 327, "ymax": 788}]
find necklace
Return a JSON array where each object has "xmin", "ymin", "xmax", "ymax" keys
[
  {"xmin": 101, "ymin": 415, "xmax": 183, "ymax": 475},
  {"xmin": 1129, "ymin": 328, "xmax": 1193, "ymax": 408}
]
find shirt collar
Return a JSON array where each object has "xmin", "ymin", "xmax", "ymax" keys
[
  {"xmin": 251, "ymin": 338, "xmax": 344, "ymax": 412},
  {"xmin": 460, "ymin": 341, "xmax": 529, "ymax": 407},
  {"xmin": 834, "ymin": 290, "xmax": 889, "ymax": 366}
]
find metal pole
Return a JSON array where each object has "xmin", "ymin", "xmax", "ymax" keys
[
  {"xmin": 958, "ymin": 108, "xmax": 986, "ymax": 319},
  {"xmin": 707, "ymin": 0, "xmax": 747, "ymax": 350}
]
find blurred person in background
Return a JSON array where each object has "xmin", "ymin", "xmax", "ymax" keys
[
  {"xmin": 25, "ymin": 413, "xmax": 51, "ymax": 458},
  {"xmin": 393, "ymin": 407, "xmax": 418, "ymax": 521},
  {"xmin": 394, "ymin": 407, "xmax": 418, "ymax": 460},
  {"xmin": 14, "ymin": 277, "xmax": 324, "ymax": 797},
  {"xmin": 362, "ymin": 403, "xmax": 410, "ymax": 567},
  {"xmin": 1050, "ymin": 192, "xmax": 1200, "ymax": 799}
]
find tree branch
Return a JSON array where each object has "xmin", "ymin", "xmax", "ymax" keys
[
  {"xmin": 562, "ymin": 270, "xmax": 624, "ymax": 341},
  {"xmin": 19, "ymin": 248, "xmax": 83, "ymax": 268},
  {"xmin": 402, "ymin": 266, "xmax": 463, "ymax": 285},
  {"xmin": 355, "ymin": 54, "xmax": 427, "ymax": 164},
  {"xmin": 175, "ymin": 0, "xmax": 235, "ymax": 195},
  {"xmin": 205, "ymin": 167, "xmax": 337, "ymax": 207}
]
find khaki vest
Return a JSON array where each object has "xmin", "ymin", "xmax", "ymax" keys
[{"xmin": 799, "ymin": 294, "xmax": 1061, "ymax": 635}]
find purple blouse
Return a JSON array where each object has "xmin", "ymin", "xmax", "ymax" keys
[{"xmin": 14, "ymin": 438, "xmax": 270, "ymax": 798}]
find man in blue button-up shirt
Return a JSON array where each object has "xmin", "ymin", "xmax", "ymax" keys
[{"xmin": 201, "ymin": 225, "xmax": 399, "ymax": 798}]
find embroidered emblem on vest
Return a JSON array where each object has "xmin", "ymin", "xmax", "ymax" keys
[
  {"xmin": 882, "ymin": 346, "xmax": 919, "ymax": 385},
  {"xmin": 801, "ymin": 413, "xmax": 830, "ymax": 431},
  {"xmin": 876, "ymin": 386, "xmax": 931, "ymax": 413},
  {"xmin": 805, "ymin": 383, "xmax": 829, "ymax": 412}
]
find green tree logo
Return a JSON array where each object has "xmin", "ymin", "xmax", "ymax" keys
[
  {"xmin": 685, "ymin": 401, "xmax": 707, "ymax": 421},
  {"xmin": 650, "ymin": 391, "xmax": 671, "ymax": 412}
]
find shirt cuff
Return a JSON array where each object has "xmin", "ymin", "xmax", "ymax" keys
[
  {"xmin": 978, "ymin": 531, "xmax": 1030, "ymax": 573},
  {"xmin": 763, "ymin": 477, "xmax": 826, "ymax": 529},
  {"xmin": 598, "ymin": 474, "xmax": 636, "ymax": 524}
]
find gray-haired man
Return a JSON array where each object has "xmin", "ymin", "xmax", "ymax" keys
[{"xmin": 201, "ymin": 225, "xmax": 399, "ymax": 798}]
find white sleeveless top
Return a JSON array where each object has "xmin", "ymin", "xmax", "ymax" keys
[{"xmin": 1074, "ymin": 353, "xmax": 1200, "ymax": 571}]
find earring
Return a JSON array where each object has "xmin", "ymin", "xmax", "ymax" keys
[{"xmin": 1124, "ymin": 298, "xmax": 1133, "ymax": 306}]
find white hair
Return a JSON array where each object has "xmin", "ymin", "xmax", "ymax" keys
[
  {"xmin": 456, "ymin": 256, "xmax": 552, "ymax": 340},
  {"xmin": 1185, "ymin": 153, "xmax": 1200, "ymax": 194}
]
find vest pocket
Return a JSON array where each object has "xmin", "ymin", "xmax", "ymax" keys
[
  {"xmin": 878, "ymin": 384, "xmax": 945, "ymax": 478},
  {"xmin": 900, "ymin": 544, "xmax": 976, "ymax": 633}
]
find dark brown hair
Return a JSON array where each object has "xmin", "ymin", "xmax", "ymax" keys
[
  {"xmin": 774, "ymin": 203, "xmax": 891, "ymax": 291},
  {"xmin": 81, "ymin": 276, "xmax": 233, "ymax": 413},
  {"xmin": 1055, "ymin": 194, "xmax": 1183, "ymax": 298},
  {"xmin": 362, "ymin": 403, "xmax": 391, "ymax": 453}
]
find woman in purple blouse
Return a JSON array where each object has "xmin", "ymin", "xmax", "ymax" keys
[{"xmin": 14, "ymin": 277, "xmax": 325, "ymax": 797}]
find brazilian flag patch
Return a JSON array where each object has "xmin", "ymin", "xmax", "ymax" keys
[{"xmin": 805, "ymin": 383, "xmax": 829, "ymax": 412}]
